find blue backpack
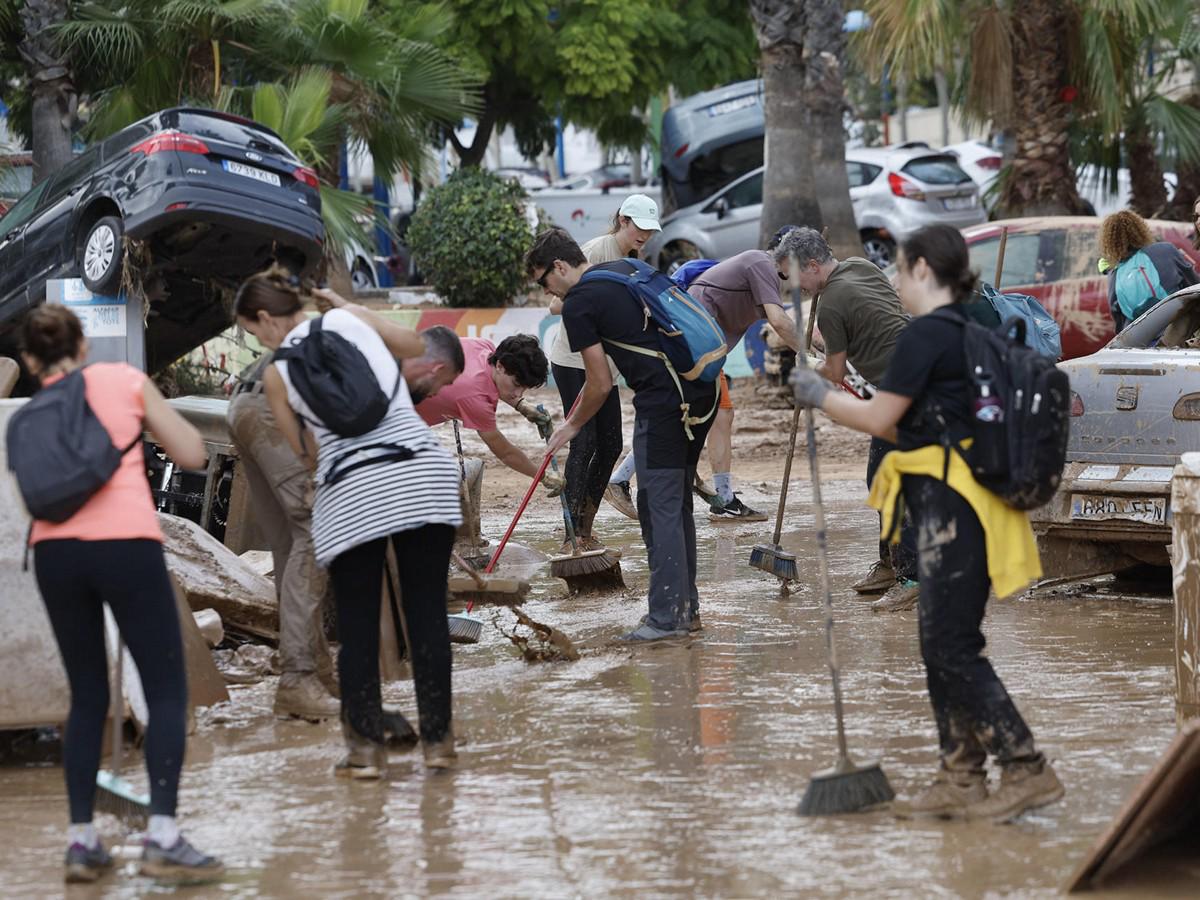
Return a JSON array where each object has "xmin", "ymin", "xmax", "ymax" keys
[
  {"xmin": 670, "ymin": 258, "xmax": 719, "ymax": 289},
  {"xmin": 1113, "ymin": 249, "xmax": 1165, "ymax": 323},
  {"xmin": 978, "ymin": 282, "xmax": 1062, "ymax": 360},
  {"xmin": 581, "ymin": 258, "xmax": 728, "ymax": 439}
]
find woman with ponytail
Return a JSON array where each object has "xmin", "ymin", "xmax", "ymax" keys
[{"xmin": 790, "ymin": 224, "xmax": 1063, "ymax": 824}]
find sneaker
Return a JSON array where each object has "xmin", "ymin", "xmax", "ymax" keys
[
  {"xmin": 604, "ymin": 481, "xmax": 638, "ymax": 520},
  {"xmin": 967, "ymin": 759, "xmax": 1065, "ymax": 823},
  {"xmin": 423, "ymin": 727, "xmax": 458, "ymax": 770},
  {"xmin": 687, "ymin": 613, "xmax": 703, "ymax": 633},
  {"xmin": 140, "ymin": 836, "xmax": 224, "ymax": 881},
  {"xmin": 619, "ymin": 621, "xmax": 687, "ymax": 642},
  {"xmin": 872, "ymin": 579, "xmax": 919, "ymax": 612},
  {"xmin": 693, "ymin": 474, "xmax": 720, "ymax": 505},
  {"xmin": 853, "ymin": 560, "xmax": 895, "ymax": 594},
  {"xmin": 894, "ymin": 772, "xmax": 987, "ymax": 820},
  {"xmin": 274, "ymin": 674, "xmax": 341, "ymax": 721},
  {"xmin": 709, "ymin": 494, "xmax": 769, "ymax": 522},
  {"xmin": 64, "ymin": 842, "xmax": 113, "ymax": 883}
]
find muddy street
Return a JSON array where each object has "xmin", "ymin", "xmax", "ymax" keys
[{"xmin": 0, "ymin": 440, "xmax": 1181, "ymax": 896}]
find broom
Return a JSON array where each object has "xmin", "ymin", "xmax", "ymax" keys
[
  {"xmin": 447, "ymin": 550, "xmax": 529, "ymax": 606},
  {"xmin": 786, "ymin": 253, "xmax": 894, "ymax": 816},
  {"xmin": 452, "ymin": 419, "xmax": 490, "ymax": 569},
  {"xmin": 95, "ymin": 638, "xmax": 150, "ymax": 826}
]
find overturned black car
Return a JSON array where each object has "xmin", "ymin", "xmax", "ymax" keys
[{"xmin": 0, "ymin": 107, "xmax": 324, "ymax": 373}]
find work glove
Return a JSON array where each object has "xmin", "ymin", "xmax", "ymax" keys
[
  {"xmin": 515, "ymin": 399, "xmax": 555, "ymax": 441},
  {"xmin": 789, "ymin": 367, "xmax": 832, "ymax": 409},
  {"xmin": 541, "ymin": 471, "xmax": 564, "ymax": 497}
]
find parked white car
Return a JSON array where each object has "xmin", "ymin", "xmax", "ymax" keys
[
  {"xmin": 942, "ymin": 140, "xmax": 1003, "ymax": 211},
  {"xmin": 643, "ymin": 144, "xmax": 986, "ymax": 271}
]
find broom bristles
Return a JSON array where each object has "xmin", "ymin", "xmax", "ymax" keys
[
  {"xmin": 797, "ymin": 761, "xmax": 894, "ymax": 816},
  {"xmin": 447, "ymin": 613, "xmax": 483, "ymax": 644},
  {"xmin": 447, "ymin": 574, "xmax": 529, "ymax": 607},
  {"xmin": 95, "ymin": 770, "xmax": 149, "ymax": 826},
  {"xmin": 551, "ymin": 549, "xmax": 625, "ymax": 592},
  {"xmin": 748, "ymin": 544, "xmax": 799, "ymax": 581}
]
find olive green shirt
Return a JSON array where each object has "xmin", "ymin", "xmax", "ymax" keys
[{"xmin": 816, "ymin": 257, "xmax": 908, "ymax": 385}]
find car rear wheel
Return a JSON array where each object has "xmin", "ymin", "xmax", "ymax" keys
[
  {"xmin": 351, "ymin": 259, "xmax": 377, "ymax": 291},
  {"xmin": 860, "ymin": 232, "xmax": 896, "ymax": 269},
  {"xmin": 80, "ymin": 215, "xmax": 125, "ymax": 296}
]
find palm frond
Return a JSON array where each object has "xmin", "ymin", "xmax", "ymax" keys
[
  {"xmin": 161, "ymin": 0, "xmax": 276, "ymax": 28},
  {"xmin": 54, "ymin": 6, "xmax": 149, "ymax": 71},
  {"xmin": 317, "ymin": 182, "xmax": 383, "ymax": 264},
  {"xmin": 1145, "ymin": 93, "xmax": 1200, "ymax": 170},
  {"xmin": 960, "ymin": 4, "xmax": 1013, "ymax": 128},
  {"xmin": 856, "ymin": 0, "xmax": 965, "ymax": 78}
]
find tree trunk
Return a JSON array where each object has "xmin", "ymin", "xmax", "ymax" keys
[
  {"xmin": 934, "ymin": 68, "xmax": 950, "ymax": 146},
  {"xmin": 1126, "ymin": 120, "xmax": 1168, "ymax": 219},
  {"xmin": 996, "ymin": 0, "xmax": 1086, "ymax": 216},
  {"xmin": 449, "ymin": 97, "xmax": 497, "ymax": 169},
  {"xmin": 804, "ymin": 0, "xmax": 861, "ymax": 259},
  {"xmin": 18, "ymin": 0, "xmax": 76, "ymax": 184},
  {"xmin": 751, "ymin": 0, "xmax": 822, "ymax": 248}
]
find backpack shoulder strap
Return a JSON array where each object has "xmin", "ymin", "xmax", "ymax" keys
[{"xmin": 581, "ymin": 269, "xmax": 634, "ymax": 287}]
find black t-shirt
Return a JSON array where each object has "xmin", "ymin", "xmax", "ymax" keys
[
  {"xmin": 563, "ymin": 259, "xmax": 717, "ymax": 467},
  {"xmin": 879, "ymin": 304, "xmax": 973, "ymax": 451}
]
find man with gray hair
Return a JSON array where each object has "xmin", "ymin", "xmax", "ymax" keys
[
  {"xmin": 778, "ymin": 226, "xmax": 917, "ymax": 611},
  {"xmin": 401, "ymin": 325, "xmax": 466, "ymax": 405}
]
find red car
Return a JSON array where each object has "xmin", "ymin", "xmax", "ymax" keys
[{"xmin": 962, "ymin": 217, "xmax": 1200, "ymax": 360}]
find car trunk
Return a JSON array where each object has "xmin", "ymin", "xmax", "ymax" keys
[{"xmin": 900, "ymin": 155, "xmax": 978, "ymax": 214}]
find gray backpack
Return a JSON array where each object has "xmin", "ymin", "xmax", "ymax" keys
[{"xmin": 6, "ymin": 368, "xmax": 142, "ymax": 523}]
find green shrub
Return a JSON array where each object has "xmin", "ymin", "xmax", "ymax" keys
[{"xmin": 408, "ymin": 169, "xmax": 533, "ymax": 307}]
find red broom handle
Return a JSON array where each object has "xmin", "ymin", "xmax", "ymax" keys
[{"xmin": 482, "ymin": 392, "xmax": 585, "ymax": 574}]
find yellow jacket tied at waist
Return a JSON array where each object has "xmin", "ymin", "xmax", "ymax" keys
[{"xmin": 866, "ymin": 443, "xmax": 1042, "ymax": 598}]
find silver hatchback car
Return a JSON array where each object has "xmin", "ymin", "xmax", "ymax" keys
[{"xmin": 643, "ymin": 144, "xmax": 986, "ymax": 271}]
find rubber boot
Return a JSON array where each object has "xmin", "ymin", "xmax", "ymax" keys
[{"xmin": 335, "ymin": 718, "xmax": 387, "ymax": 780}]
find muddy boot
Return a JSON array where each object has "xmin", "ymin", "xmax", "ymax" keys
[
  {"xmin": 336, "ymin": 719, "xmax": 387, "ymax": 780},
  {"xmin": 967, "ymin": 757, "xmax": 1064, "ymax": 823},
  {"xmin": 316, "ymin": 656, "xmax": 340, "ymax": 700},
  {"xmin": 872, "ymin": 579, "xmax": 919, "ymax": 613},
  {"xmin": 382, "ymin": 707, "xmax": 419, "ymax": 750},
  {"xmin": 275, "ymin": 673, "xmax": 341, "ymax": 720},
  {"xmin": 895, "ymin": 768, "xmax": 988, "ymax": 820},
  {"xmin": 422, "ymin": 725, "xmax": 457, "ymax": 770},
  {"xmin": 853, "ymin": 560, "xmax": 894, "ymax": 594}
]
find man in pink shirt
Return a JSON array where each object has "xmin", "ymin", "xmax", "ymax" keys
[{"xmin": 414, "ymin": 334, "xmax": 558, "ymax": 486}]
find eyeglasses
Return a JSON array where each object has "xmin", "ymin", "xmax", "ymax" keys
[{"xmin": 536, "ymin": 261, "xmax": 559, "ymax": 289}]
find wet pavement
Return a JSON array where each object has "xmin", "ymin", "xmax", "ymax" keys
[{"xmin": 0, "ymin": 477, "xmax": 1183, "ymax": 897}]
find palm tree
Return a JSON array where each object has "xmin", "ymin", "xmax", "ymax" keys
[
  {"xmin": 12, "ymin": 0, "xmax": 76, "ymax": 183},
  {"xmin": 861, "ymin": 0, "xmax": 1200, "ymax": 218}
]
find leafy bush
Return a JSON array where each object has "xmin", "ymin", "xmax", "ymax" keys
[{"xmin": 408, "ymin": 169, "xmax": 533, "ymax": 307}]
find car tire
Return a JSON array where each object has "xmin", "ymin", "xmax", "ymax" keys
[
  {"xmin": 659, "ymin": 241, "xmax": 701, "ymax": 275},
  {"xmin": 351, "ymin": 259, "xmax": 377, "ymax": 291},
  {"xmin": 79, "ymin": 215, "xmax": 125, "ymax": 296},
  {"xmin": 860, "ymin": 232, "xmax": 896, "ymax": 269}
]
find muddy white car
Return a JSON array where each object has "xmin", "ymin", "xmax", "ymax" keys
[{"xmin": 1033, "ymin": 284, "xmax": 1200, "ymax": 580}]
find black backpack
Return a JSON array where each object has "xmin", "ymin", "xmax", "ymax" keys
[
  {"xmin": 6, "ymin": 368, "xmax": 142, "ymax": 522},
  {"xmin": 934, "ymin": 310, "xmax": 1070, "ymax": 510},
  {"xmin": 273, "ymin": 315, "xmax": 400, "ymax": 438}
]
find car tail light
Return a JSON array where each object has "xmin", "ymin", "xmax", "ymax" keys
[
  {"xmin": 976, "ymin": 156, "xmax": 1003, "ymax": 170},
  {"xmin": 165, "ymin": 202, "xmax": 189, "ymax": 211},
  {"xmin": 887, "ymin": 171, "xmax": 926, "ymax": 200},
  {"xmin": 130, "ymin": 130, "xmax": 210, "ymax": 156},
  {"xmin": 292, "ymin": 166, "xmax": 320, "ymax": 189},
  {"xmin": 1173, "ymin": 393, "xmax": 1200, "ymax": 420},
  {"xmin": 1070, "ymin": 391, "xmax": 1085, "ymax": 416}
]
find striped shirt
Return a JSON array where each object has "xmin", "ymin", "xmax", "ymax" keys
[{"xmin": 275, "ymin": 309, "xmax": 462, "ymax": 566}]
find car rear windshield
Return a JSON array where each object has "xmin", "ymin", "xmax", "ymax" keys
[
  {"xmin": 901, "ymin": 155, "xmax": 973, "ymax": 185},
  {"xmin": 174, "ymin": 112, "xmax": 294, "ymax": 160}
]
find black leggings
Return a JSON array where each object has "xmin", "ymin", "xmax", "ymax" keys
[
  {"xmin": 33, "ymin": 539, "xmax": 188, "ymax": 823},
  {"xmin": 904, "ymin": 476, "xmax": 1038, "ymax": 768},
  {"xmin": 552, "ymin": 363, "xmax": 623, "ymax": 537},
  {"xmin": 328, "ymin": 524, "xmax": 455, "ymax": 745}
]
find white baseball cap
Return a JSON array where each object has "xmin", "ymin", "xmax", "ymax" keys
[{"xmin": 619, "ymin": 193, "xmax": 662, "ymax": 231}]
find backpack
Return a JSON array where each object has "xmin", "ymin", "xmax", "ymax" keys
[
  {"xmin": 1113, "ymin": 249, "xmax": 1165, "ymax": 323},
  {"xmin": 273, "ymin": 315, "xmax": 400, "ymax": 438},
  {"xmin": 977, "ymin": 282, "xmax": 1061, "ymax": 360},
  {"xmin": 6, "ymin": 368, "xmax": 142, "ymax": 523},
  {"xmin": 670, "ymin": 258, "xmax": 719, "ymax": 290},
  {"xmin": 581, "ymin": 258, "xmax": 728, "ymax": 438},
  {"xmin": 933, "ymin": 310, "xmax": 1070, "ymax": 510}
]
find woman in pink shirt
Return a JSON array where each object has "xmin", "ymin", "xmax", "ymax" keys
[{"xmin": 17, "ymin": 305, "xmax": 222, "ymax": 883}]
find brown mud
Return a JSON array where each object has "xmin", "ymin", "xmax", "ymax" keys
[{"xmin": 0, "ymin": 385, "xmax": 1185, "ymax": 896}]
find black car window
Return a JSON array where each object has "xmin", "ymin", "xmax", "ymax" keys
[
  {"xmin": 0, "ymin": 179, "xmax": 48, "ymax": 235},
  {"xmin": 846, "ymin": 161, "xmax": 882, "ymax": 188},
  {"xmin": 721, "ymin": 171, "xmax": 763, "ymax": 210},
  {"xmin": 101, "ymin": 122, "xmax": 155, "ymax": 162},
  {"xmin": 41, "ymin": 147, "xmax": 101, "ymax": 204},
  {"xmin": 901, "ymin": 155, "xmax": 972, "ymax": 185},
  {"xmin": 969, "ymin": 232, "xmax": 1043, "ymax": 286},
  {"xmin": 173, "ymin": 112, "xmax": 293, "ymax": 159}
]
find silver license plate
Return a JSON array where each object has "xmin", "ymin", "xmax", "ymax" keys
[
  {"xmin": 222, "ymin": 160, "xmax": 281, "ymax": 187},
  {"xmin": 944, "ymin": 195, "xmax": 975, "ymax": 211},
  {"xmin": 1070, "ymin": 494, "xmax": 1166, "ymax": 525}
]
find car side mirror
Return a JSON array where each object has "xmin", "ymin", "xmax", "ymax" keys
[{"xmin": 713, "ymin": 197, "xmax": 729, "ymax": 220}]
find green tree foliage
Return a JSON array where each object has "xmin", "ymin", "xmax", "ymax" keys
[
  {"xmin": 407, "ymin": 169, "xmax": 532, "ymax": 307},
  {"xmin": 410, "ymin": 0, "xmax": 757, "ymax": 166}
]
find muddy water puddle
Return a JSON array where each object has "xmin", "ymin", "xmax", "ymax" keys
[{"xmin": 0, "ymin": 479, "xmax": 1181, "ymax": 897}]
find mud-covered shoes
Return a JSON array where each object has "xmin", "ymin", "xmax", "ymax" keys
[
  {"xmin": 274, "ymin": 673, "xmax": 340, "ymax": 721},
  {"xmin": 423, "ymin": 726, "xmax": 457, "ymax": 770},
  {"xmin": 604, "ymin": 481, "xmax": 638, "ymax": 519},
  {"xmin": 140, "ymin": 836, "xmax": 224, "ymax": 881},
  {"xmin": 967, "ymin": 759, "xmax": 1065, "ymax": 823},
  {"xmin": 853, "ymin": 560, "xmax": 895, "ymax": 594},
  {"xmin": 895, "ymin": 772, "xmax": 988, "ymax": 820},
  {"xmin": 872, "ymin": 579, "xmax": 919, "ymax": 612},
  {"xmin": 709, "ymin": 494, "xmax": 768, "ymax": 522},
  {"xmin": 64, "ymin": 842, "xmax": 114, "ymax": 883}
]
